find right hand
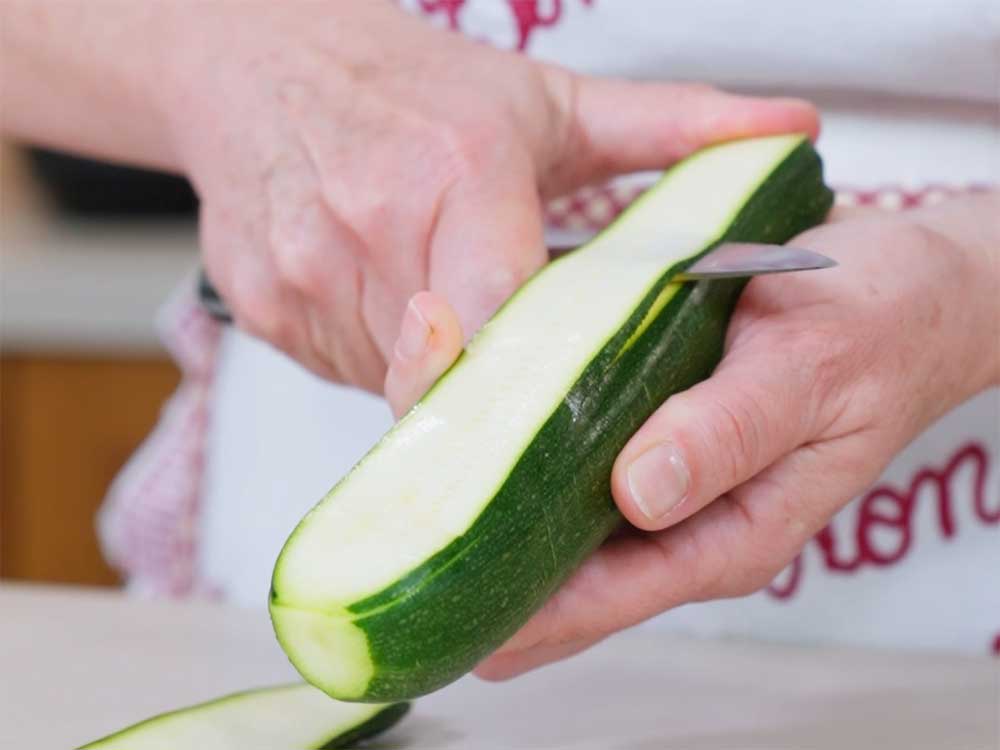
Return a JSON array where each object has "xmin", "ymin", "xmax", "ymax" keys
[{"xmin": 162, "ymin": 1, "xmax": 818, "ymax": 391}]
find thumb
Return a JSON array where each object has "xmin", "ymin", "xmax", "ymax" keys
[
  {"xmin": 611, "ymin": 351, "xmax": 819, "ymax": 531},
  {"xmin": 428, "ymin": 158, "xmax": 547, "ymax": 341},
  {"xmin": 546, "ymin": 74, "xmax": 819, "ymax": 193}
]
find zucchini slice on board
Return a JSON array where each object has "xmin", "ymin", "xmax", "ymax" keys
[
  {"xmin": 78, "ymin": 684, "xmax": 409, "ymax": 749},
  {"xmin": 270, "ymin": 134, "xmax": 834, "ymax": 702}
]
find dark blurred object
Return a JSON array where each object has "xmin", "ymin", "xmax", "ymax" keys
[
  {"xmin": 27, "ymin": 147, "xmax": 198, "ymax": 217},
  {"xmin": 198, "ymin": 269, "xmax": 233, "ymax": 324}
]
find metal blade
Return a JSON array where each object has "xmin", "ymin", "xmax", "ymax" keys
[{"xmin": 674, "ymin": 242, "xmax": 837, "ymax": 281}]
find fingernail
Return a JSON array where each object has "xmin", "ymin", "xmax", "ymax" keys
[
  {"xmin": 394, "ymin": 299, "xmax": 431, "ymax": 361},
  {"xmin": 627, "ymin": 442, "xmax": 690, "ymax": 523}
]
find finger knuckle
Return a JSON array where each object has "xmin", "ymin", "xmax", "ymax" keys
[
  {"xmin": 270, "ymin": 236, "xmax": 328, "ymax": 300},
  {"xmin": 673, "ymin": 525, "xmax": 732, "ymax": 602},
  {"xmin": 745, "ymin": 554, "xmax": 788, "ymax": 596},
  {"xmin": 435, "ymin": 121, "xmax": 504, "ymax": 179},
  {"xmin": 227, "ymin": 278, "xmax": 294, "ymax": 348},
  {"xmin": 717, "ymin": 550, "xmax": 778, "ymax": 598},
  {"xmin": 705, "ymin": 391, "xmax": 768, "ymax": 478},
  {"xmin": 720, "ymin": 566, "xmax": 774, "ymax": 598},
  {"xmin": 338, "ymin": 190, "xmax": 397, "ymax": 248},
  {"xmin": 684, "ymin": 514, "xmax": 776, "ymax": 601},
  {"xmin": 235, "ymin": 297, "xmax": 293, "ymax": 348},
  {"xmin": 720, "ymin": 497, "xmax": 795, "ymax": 598}
]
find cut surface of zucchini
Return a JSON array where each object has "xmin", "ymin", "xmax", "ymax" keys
[{"xmin": 78, "ymin": 683, "xmax": 409, "ymax": 749}]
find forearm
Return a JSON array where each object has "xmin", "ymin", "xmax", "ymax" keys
[{"xmin": 0, "ymin": 2, "xmax": 180, "ymax": 170}]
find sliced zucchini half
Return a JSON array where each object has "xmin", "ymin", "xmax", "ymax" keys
[
  {"xmin": 78, "ymin": 683, "xmax": 409, "ymax": 749},
  {"xmin": 270, "ymin": 134, "xmax": 834, "ymax": 701}
]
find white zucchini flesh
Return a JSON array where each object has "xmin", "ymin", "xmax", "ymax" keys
[
  {"xmin": 271, "ymin": 135, "xmax": 811, "ymax": 698},
  {"xmin": 78, "ymin": 684, "xmax": 404, "ymax": 749}
]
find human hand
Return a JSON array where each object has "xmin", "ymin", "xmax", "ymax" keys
[
  {"xmin": 385, "ymin": 194, "xmax": 1000, "ymax": 678},
  {"xmin": 159, "ymin": 1, "xmax": 816, "ymax": 389}
]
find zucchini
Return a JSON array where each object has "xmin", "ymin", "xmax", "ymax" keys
[
  {"xmin": 77, "ymin": 684, "xmax": 409, "ymax": 749},
  {"xmin": 270, "ymin": 134, "xmax": 834, "ymax": 702}
]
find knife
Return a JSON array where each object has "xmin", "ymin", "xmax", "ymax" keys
[
  {"xmin": 196, "ymin": 242, "xmax": 835, "ymax": 323},
  {"xmin": 676, "ymin": 242, "xmax": 835, "ymax": 280}
]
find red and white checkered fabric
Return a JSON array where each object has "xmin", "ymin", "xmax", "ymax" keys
[
  {"xmin": 545, "ymin": 183, "xmax": 648, "ymax": 232},
  {"xmin": 98, "ymin": 279, "xmax": 221, "ymax": 598},
  {"xmin": 833, "ymin": 183, "xmax": 991, "ymax": 211},
  {"xmin": 97, "ymin": 183, "xmax": 991, "ymax": 598}
]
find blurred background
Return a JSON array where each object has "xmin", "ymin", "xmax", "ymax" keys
[{"xmin": 1, "ymin": 141, "xmax": 199, "ymax": 588}]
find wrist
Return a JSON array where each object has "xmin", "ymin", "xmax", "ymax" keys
[{"xmin": 908, "ymin": 194, "xmax": 1000, "ymax": 390}]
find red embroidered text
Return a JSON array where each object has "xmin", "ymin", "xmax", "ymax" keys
[
  {"xmin": 414, "ymin": 0, "xmax": 594, "ymax": 50},
  {"xmin": 768, "ymin": 442, "xmax": 997, "ymax": 600}
]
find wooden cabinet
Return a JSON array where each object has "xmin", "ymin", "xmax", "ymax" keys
[{"xmin": 1, "ymin": 356, "xmax": 179, "ymax": 586}]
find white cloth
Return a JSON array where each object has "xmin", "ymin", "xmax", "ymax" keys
[{"xmin": 201, "ymin": 0, "xmax": 999, "ymax": 654}]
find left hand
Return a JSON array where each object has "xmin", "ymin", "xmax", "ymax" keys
[{"xmin": 384, "ymin": 193, "xmax": 1000, "ymax": 680}]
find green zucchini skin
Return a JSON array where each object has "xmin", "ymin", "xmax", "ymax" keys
[
  {"xmin": 318, "ymin": 701, "xmax": 410, "ymax": 749},
  {"xmin": 272, "ymin": 138, "xmax": 833, "ymax": 701}
]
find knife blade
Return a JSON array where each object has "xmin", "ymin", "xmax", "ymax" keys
[
  {"xmin": 675, "ymin": 242, "xmax": 836, "ymax": 280},
  {"xmin": 196, "ymin": 242, "xmax": 836, "ymax": 323}
]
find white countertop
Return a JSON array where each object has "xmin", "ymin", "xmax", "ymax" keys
[
  {"xmin": 1, "ymin": 218, "xmax": 200, "ymax": 354},
  {"xmin": 1, "ymin": 583, "xmax": 996, "ymax": 749}
]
